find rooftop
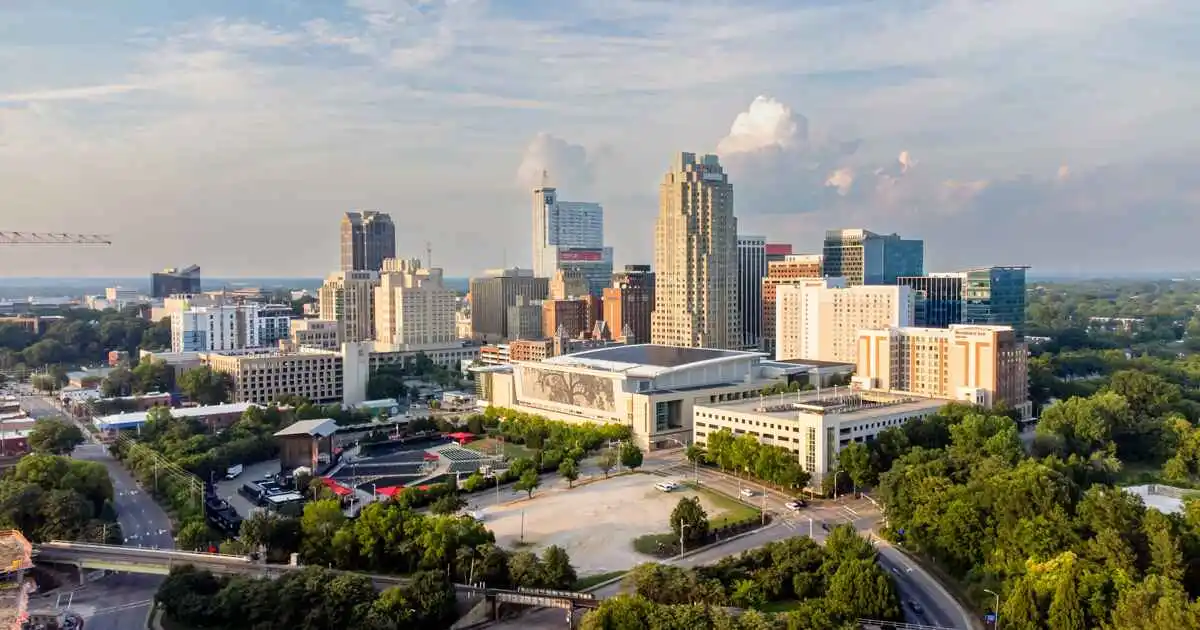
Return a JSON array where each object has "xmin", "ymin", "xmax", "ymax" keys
[
  {"xmin": 95, "ymin": 402, "xmax": 257, "ymax": 427},
  {"xmin": 544, "ymin": 344, "xmax": 763, "ymax": 373},
  {"xmin": 0, "ymin": 530, "xmax": 32, "ymax": 574},
  {"xmin": 773, "ymin": 358, "xmax": 856, "ymax": 369},
  {"xmin": 698, "ymin": 391, "xmax": 947, "ymax": 420},
  {"xmin": 275, "ymin": 418, "xmax": 338, "ymax": 438}
]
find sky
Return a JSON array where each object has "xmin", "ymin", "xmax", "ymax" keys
[{"xmin": 1, "ymin": 0, "xmax": 1199, "ymax": 278}]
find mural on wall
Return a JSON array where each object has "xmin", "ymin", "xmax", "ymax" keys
[{"xmin": 521, "ymin": 367, "xmax": 616, "ymax": 412}]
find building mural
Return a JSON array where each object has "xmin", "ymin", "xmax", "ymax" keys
[{"xmin": 519, "ymin": 366, "xmax": 617, "ymax": 412}]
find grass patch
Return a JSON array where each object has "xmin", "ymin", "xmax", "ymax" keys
[
  {"xmin": 684, "ymin": 482, "xmax": 760, "ymax": 527},
  {"xmin": 465, "ymin": 438, "xmax": 535, "ymax": 460},
  {"xmin": 572, "ymin": 570, "xmax": 626, "ymax": 591},
  {"xmin": 633, "ymin": 532, "xmax": 679, "ymax": 556}
]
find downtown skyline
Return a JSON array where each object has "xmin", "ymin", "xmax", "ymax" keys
[{"xmin": 1, "ymin": 1, "xmax": 1198, "ymax": 278}]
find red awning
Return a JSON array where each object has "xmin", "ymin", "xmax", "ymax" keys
[
  {"xmin": 376, "ymin": 486, "xmax": 403, "ymax": 498},
  {"xmin": 446, "ymin": 432, "xmax": 474, "ymax": 440},
  {"xmin": 319, "ymin": 476, "xmax": 353, "ymax": 497},
  {"xmin": 423, "ymin": 453, "xmax": 440, "ymax": 461}
]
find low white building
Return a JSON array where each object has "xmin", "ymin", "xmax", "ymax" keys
[
  {"xmin": 476, "ymin": 344, "xmax": 806, "ymax": 450},
  {"xmin": 694, "ymin": 391, "xmax": 946, "ymax": 487}
]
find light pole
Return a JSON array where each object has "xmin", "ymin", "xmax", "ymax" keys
[
  {"xmin": 679, "ymin": 523, "xmax": 693, "ymax": 556},
  {"xmin": 984, "ymin": 588, "xmax": 1000, "ymax": 630}
]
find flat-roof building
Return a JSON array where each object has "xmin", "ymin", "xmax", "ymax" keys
[
  {"xmin": 694, "ymin": 391, "xmax": 947, "ymax": 487},
  {"xmin": 477, "ymin": 343, "xmax": 805, "ymax": 450},
  {"xmin": 94, "ymin": 401, "xmax": 258, "ymax": 432}
]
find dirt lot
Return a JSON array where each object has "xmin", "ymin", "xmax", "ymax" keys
[{"xmin": 480, "ymin": 473, "xmax": 734, "ymax": 576}]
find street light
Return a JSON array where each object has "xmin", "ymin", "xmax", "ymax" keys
[
  {"xmin": 679, "ymin": 522, "xmax": 693, "ymax": 556},
  {"xmin": 984, "ymin": 588, "xmax": 1001, "ymax": 630}
]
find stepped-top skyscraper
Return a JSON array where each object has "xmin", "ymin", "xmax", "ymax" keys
[
  {"xmin": 651, "ymin": 152, "xmax": 741, "ymax": 349},
  {"xmin": 531, "ymin": 183, "xmax": 613, "ymax": 297},
  {"xmin": 821, "ymin": 228, "xmax": 923, "ymax": 286},
  {"xmin": 341, "ymin": 211, "xmax": 396, "ymax": 272}
]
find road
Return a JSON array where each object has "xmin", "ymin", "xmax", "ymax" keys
[
  {"xmin": 488, "ymin": 455, "xmax": 977, "ymax": 630},
  {"xmin": 21, "ymin": 394, "xmax": 173, "ymax": 630}
]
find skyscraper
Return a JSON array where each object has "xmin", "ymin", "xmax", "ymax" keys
[
  {"xmin": 340, "ymin": 211, "xmax": 396, "ymax": 272},
  {"xmin": 737, "ymin": 235, "xmax": 767, "ymax": 349},
  {"xmin": 531, "ymin": 186, "xmax": 613, "ymax": 296},
  {"xmin": 821, "ymin": 229, "xmax": 923, "ymax": 286},
  {"xmin": 651, "ymin": 153, "xmax": 740, "ymax": 349},
  {"xmin": 898, "ymin": 266, "xmax": 1029, "ymax": 338},
  {"xmin": 319, "ymin": 270, "xmax": 379, "ymax": 342},
  {"xmin": 151, "ymin": 265, "xmax": 201, "ymax": 298},
  {"xmin": 775, "ymin": 279, "xmax": 914, "ymax": 362},
  {"xmin": 469, "ymin": 268, "xmax": 550, "ymax": 343},
  {"xmin": 760, "ymin": 254, "xmax": 823, "ymax": 355},
  {"xmin": 374, "ymin": 258, "xmax": 457, "ymax": 349}
]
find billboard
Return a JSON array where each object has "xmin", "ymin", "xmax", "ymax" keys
[
  {"xmin": 765, "ymin": 243, "xmax": 793, "ymax": 257},
  {"xmin": 558, "ymin": 248, "xmax": 604, "ymax": 262},
  {"xmin": 519, "ymin": 366, "xmax": 617, "ymax": 412}
]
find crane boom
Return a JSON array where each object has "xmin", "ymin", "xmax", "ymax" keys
[{"xmin": 0, "ymin": 232, "xmax": 112, "ymax": 245}]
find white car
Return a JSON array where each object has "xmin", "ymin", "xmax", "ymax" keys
[
  {"xmin": 784, "ymin": 500, "xmax": 804, "ymax": 511},
  {"xmin": 739, "ymin": 488, "xmax": 755, "ymax": 498},
  {"xmin": 655, "ymin": 481, "xmax": 679, "ymax": 492}
]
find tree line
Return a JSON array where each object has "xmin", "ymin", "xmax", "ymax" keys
[
  {"xmin": 0, "ymin": 306, "xmax": 170, "ymax": 371},
  {"xmin": 581, "ymin": 527, "xmax": 900, "ymax": 630},
  {"xmin": 0, "ymin": 452, "xmax": 119, "ymax": 544},
  {"xmin": 690, "ymin": 429, "xmax": 811, "ymax": 493}
]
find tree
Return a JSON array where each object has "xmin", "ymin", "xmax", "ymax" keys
[
  {"xmin": 429, "ymin": 493, "xmax": 467, "ymax": 515},
  {"xmin": 685, "ymin": 443, "xmax": 705, "ymax": 464},
  {"xmin": 825, "ymin": 558, "xmax": 901, "ymax": 620},
  {"xmin": 27, "ymin": 418, "xmax": 84, "ymax": 455},
  {"xmin": 541, "ymin": 545, "xmax": 577, "ymax": 589},
  {"xmin": 131, "ymin": 358, "xmax": 173, "ymax": 394},
  {"xmin": 177, "ymin": 519, "xmax": 216, "ymax": 551},
  {"xmin": 301, "ymin": 499, "xmax": 346, "ymax": 565},
  {"xmin": 1048, "ymin": 570, "xmax": 1086, "ymax": 630},
  {"xmin": 619, "ymin": 442, "xmax": 644, "ymax": 471},
  {"xmin": 179, "ymin": 365, "xmax": 234, "ymax": 405},
  {"xmin": 1002, "ymin": 576, "xmax": 1044, "ymax": 630},
  {"xmin": 599, "ymin": 449, "xmax": 618, "ymax": 478},
  {"xmin": 514, "ymin": 469, "xmax": 540, "ymax": 499},
  {"xmin": 31, "ymin": 374, "xmax": 58, "ymax": 393},
  {"xmin": 670, "ymin": 496, "xmax": 708, "ymax": 545},
  {"xmin": 558, "ymin": 457, "xmax": 580, "ymax": 488},
  {"xmin": 101, "ymin": 366, "xmax": 135, "ymax": 397},
  {"xmin": 837, "ymin": 442, "xmax": 875, "ymax": 489}
]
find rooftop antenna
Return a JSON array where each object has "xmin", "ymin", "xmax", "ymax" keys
[
  {"xmin": 425, "ymin": 241, "xmax": 432, "ymax": 269},
  {"xmin": 542, "ymin": 169, "xmax": 550, "ymax": 188}
]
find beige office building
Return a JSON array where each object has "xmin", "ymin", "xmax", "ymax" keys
[
  {"xmin": 205, "ymin": 347, "xmax": 353, "ymax": 406},
  {"xmin": 374, "ymin": 258, "xmax": 457, "ymax": 349},
  {"xmin": 775, "ymin": 279, "xmax": 914, "ymax": 363},
  {"xmin": 285, "ymin": 319, "xmax": 341, "ymax": 350},
  {"xmin": 760, "ymin": 254, "xmax": 824, "ymax": 355},
  {"xmin": 694, "ymin": 391, "xmax": 947, "ymax": 487},
  {"xmin": 854, "ymin": 324, "xmax": 1031, "ymax": 418},
  {"xmin": 651, "ymin": 153, "xmax": 740, "ymax": 349},
  {"xmin": 318, "ymin": 270, "xmax": 379, "ymax": 343}
]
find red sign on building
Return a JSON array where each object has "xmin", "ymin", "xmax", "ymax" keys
[
  {"xmin": 558, "ymin": 249, "xmax": 603, "ymax": 262},
  {"xmin": 765, "ymin": 243, "xmax": 793, "ymax": 257}
]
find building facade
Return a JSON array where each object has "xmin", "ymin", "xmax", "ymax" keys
[
  {"xmin": 765, "ymin": 243, "xmax": 793, "ymax": 263},
  {"xmin": 898, "ymin": 266, "xmax": 1028, "ymax": 338},
  {"xmin": 775, "ymin": 279, "xmax": 914, "ymax": 363},
  {"xmin": 469, "ymin": 268, "xmax": 549, "ymax": 343},
  {"xmin": 504, "ymin": 296, "xmax": 543, "ymax": 341},
  {"xmin": 760, "ymin": 254, "xmax": 823, "ymax": 356},
  {"xmin": 171, "ymin": 304, "xmax": 290, "ymax": 353},
  {"xmin": 286, "ymin": 319, "xmax": 341, "ymax": 350},
  {"xmin": 737, "ymin": 235, "xmax": 768, "ymax": 350},
  {"xmin": 603, "ymin": 265, "xmax": 655, "ymax": 344},
  {"xmin": 151, "ymin": 265, "xmax": 201, "ymax": 298},
  {"xmin": 340, "ymin": 211, "xmax": 396, "ymax": 272},
  {"xmin": 854, "ymin": 324, "xmax": 1031, "ymax": 418},
  {"xmin": 531, "ymin": 187, "xmax": 613, "ymax": 296},
  {"xmin": 318, "ymin": 270, "xmax": 379, "ymax": 343},
  {"xmin": 821, "ymin": 229, "xmax": 924, "ymax": 286},
  {"xmin": 206, "ymin": 348, "xmax": 350, "ymax": 406},
  {"xmin": 651, "ymin": 153, "xmax": 741, "ymax": 349},
  {"xmin": 542, "ymin": 297, "xmax": 599, "ymax": 339},
  {"xmin": 374, "ymin": 258, "xmax": 457, "ymax": 349}
]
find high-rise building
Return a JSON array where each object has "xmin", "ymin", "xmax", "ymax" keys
[
  {"xmin": 171, "ymin": 304, "xmax": 290, "ymax": 353},
  {"xmin": 319, "ymin": 270, "xmax": 379, "ymax": 343},
  {"xmin": 531, "ymin": 186, "xmax": 613, "ymax": 296},
  {"xmin": 469, "ymin": 268, "xmax": 550, "ymax": 343},
  {"xmin": 651, "ymin": 152, "xmax": 740, "ymax": 349},
  {"xmin": 898, "ymin": 266, "xmax": 1028, "ymax": 338},
  {"xmin": 542, "ymin": 297, "xmax": 599, "ymax": 339},
  {"xmin": 374, "ymin": 258, "xmax": 457, "ymax": 349},
  {"xmin": 151, "ymin": 265, "xmax": 201, "ymax": 298},
  {"xmin": 765, "ymin": 243, "xmax": 793, "ymax": 263},
  {"xmin": 505, "ymin": 296, "xmax": 543, "ymax": 341},
  {"xmin": 760, "ymin": 254, "xmax": 824, "ymax": 355},
  {"xmin": 340, "ymin": 211, "xmax": 396, "ymax": 272},
  {"xmin": 737, "ymin": 235, "xmax": 767, "ymax": 349},
  {"xmin": 821, "ymin": 229, "xmax": 924, "ymax": 286},
  {"xmin": 603, "ymin": 265, "xmax": 655, "ymax": 344},
  {"xmin": 855, "ymin": 324, "xmax": 1030, "ymax": 418},
  {"xmin": 549, "ymin": 270, "xmax": 590, "ymax": 300},
  {"xmin": 775, "ymin": 278, "xmax": 914, "ymax": 362}
]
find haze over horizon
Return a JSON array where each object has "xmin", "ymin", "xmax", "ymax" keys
[{"xmin": 2, "ymin": 1, "xmax": 1198, "ymax": 278}]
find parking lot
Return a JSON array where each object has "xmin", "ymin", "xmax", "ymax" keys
[
  {"xmin": 480, "ymin": 473, "xmax": 738, "ymax": 576},
  {"xmin": 212, "ymin": 459, "xmax": 281, "ymax": 517}
]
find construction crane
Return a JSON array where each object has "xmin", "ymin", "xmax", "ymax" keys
[{"xmin": 0, "ymin": 232, "xmax": 112, "ymax": 245}]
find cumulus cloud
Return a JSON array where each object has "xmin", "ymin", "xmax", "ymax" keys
[
  {"xmin": 516, "ymin": 132, "xmax": 597, "ymax": 194},
  {"xmin": 717, "ymin": 96, "xmax": 805, "ymax": 154},
  {"xmin": 825, "ymin": 168, "xmax": 854, "ymax": 195}
]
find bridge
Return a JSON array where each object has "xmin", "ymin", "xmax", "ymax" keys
[{"xmin": 33, "ymin": 541, "xmax": 599, "ymax": 611}]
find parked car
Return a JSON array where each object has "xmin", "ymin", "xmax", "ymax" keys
[
  {"xmin": 784, "ymin": 500, "xmax": 804, "ymax": 511},
  {"xmin": 655, "ymin": 481, "xmax": 679, "ymax": 492},
  {"xmin": 739, "ymin": 488, "xmax": 756, "ymax": 498}
]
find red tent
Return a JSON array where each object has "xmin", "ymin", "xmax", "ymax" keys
[
  {"xmin": 446, "ymin": 432, "xmax": 476, "ymax": 444},
  {"xmin": 375, "ymin": 486, "xmax": 403, "ymax": 498},
  {"xmin": 319, "ymin": 476, "xmax": 353, "ymax": 497},
  {"xmin": 423, "ymin": 453, "xmax": 441, "ymax": 461}
]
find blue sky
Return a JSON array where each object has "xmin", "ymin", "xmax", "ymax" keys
[{"xmin": 1, "ymin": 0, "xmax": 1198, "ymax": 277}]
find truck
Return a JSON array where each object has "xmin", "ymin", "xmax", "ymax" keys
[{"xmin": 225, "ymin": 464, "xmax": 243, "ymax": 480}]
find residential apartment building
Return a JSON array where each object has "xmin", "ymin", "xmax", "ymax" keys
[
  {"xmin": 151, "ymin": 265, "xmax": 201, "ymax": 298},
  {"xmin": 469, "ymin": 268, "xmax": 549, "ymax": 343},
  {"xmin": 737, "ymin": 235, "xmax": 768, "ymax": 350},
  {"xmin": 775, "ymin": 279, "xmax": 914, "ymax": 362},
  {"xmin": 318, "ymin": 270, "xmax": 379, "ymax": 343},
  {"xmin": 897, "ymin": 266, "xmax": 1028, "ymax": 338},
  {"xmin": 286, "ymin": 319, "xmax": 341, "ymax": 350},
  {"xmin": 822, "ymin": 229, "xmax": 924, "ymax": 286},
  {"xmin": 340, "ymin": 211, "xmax": 396, "ymax": 272},
  {"xmin": 531, "ymin": 186, "xmax": 613, "ymax": 296},
  {"xmin": 854, "ymin": 324, "xmax": 1031, "ymax": 418},
  {"xmin": 374, "ymin": 258, "xmax": 456, "ymax": 349},
  {"xmin": 170, "ymin": 304, "xmax": 291, "ymax": 353},
  {"xmin": 760, "ymin": 254, "xmax": 823, "ymax": 355},
  {"xmin": 651, "ymin": 152, "xmax": 740, "ymax": 349},
  {"xmin": 603, "ymin": 265, "xmax": 655, "ymax": 344}
]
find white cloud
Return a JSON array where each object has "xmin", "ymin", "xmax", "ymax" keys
[
  {"xmin": 825, "ymin": 168, "xmax": 854, "ymax": 196},
  {"xmin": 717, "ymin": 96, "xmax": 804, "ymax": 154},
  {"xmin": 0, "ymin": 83, "xmax": 151, "ymax": 103},
  {"xmin": 516, "ymin": 133, "xmax": 597, "ymax": 195}
]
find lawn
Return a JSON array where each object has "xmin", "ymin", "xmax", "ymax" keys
[
  {"xmin": 684, "ymin": 482, "xmax": 761, "ymax": 528},
  {"xmin": 465, "ymin": 437, "xmax": 535, "ymax": 460},
  {"xmin": 572, "ymin": 570, "xmax": 627, "ymax": 591},
  {"xmin": 632, "ymin": 532, "xmax": 680, "ymax": 556}
]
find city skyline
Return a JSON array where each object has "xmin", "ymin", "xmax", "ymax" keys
[{"xmin": 1, "ymin": 1, "xmax": 1198, "ymax": 278}]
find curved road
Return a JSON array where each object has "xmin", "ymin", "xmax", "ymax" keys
[{"xmin": 22, "ymin": 395, "xmax": 174, "ymax": 630}]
